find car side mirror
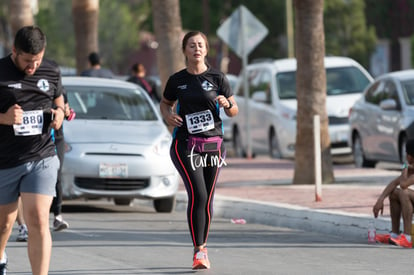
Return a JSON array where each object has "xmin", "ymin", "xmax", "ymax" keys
[
  {"xmin": 379, "ymin": 98, "xmax": 397, "ymax": 110},
  {"xmin": 251, "ymin": 91, "xmax": 268, "ymax": 103}
]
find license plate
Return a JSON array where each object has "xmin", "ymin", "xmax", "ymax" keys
[
  {"xmin": 332, "ymin": 131, "xmax": 348, "ymax": 143},
  {"xmin": 99, "ymin": 163, "xmax": 128, "ymax": 178}
]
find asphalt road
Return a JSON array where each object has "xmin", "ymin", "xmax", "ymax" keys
[{"xmin": 5, "ymin": 200, "xmax": 414, "ymax": 275}]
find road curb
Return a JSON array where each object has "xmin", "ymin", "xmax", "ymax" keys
[{"xmin": 176, "ymin": 191, "xmax": 391, "ymax": 240}]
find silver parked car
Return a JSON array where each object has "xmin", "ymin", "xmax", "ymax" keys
[
  {"xmin": 61, "ymin": 77, "xmax": 179, "ymax": 212},
  {"xmin": 349, "ymin": 70, "xmax": 414, "ymax": 168}
]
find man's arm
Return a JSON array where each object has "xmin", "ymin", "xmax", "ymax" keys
[
  {"xmin": 50, "ymin": 95, "xmax": 65, "ymax": 130},
  {"xmin": 373, "ymin": 176, "xmax": 401, "ymax": 217},
  {"xmin": 0, "ymin": 104, "xmax": 23, "ymax": 125}
]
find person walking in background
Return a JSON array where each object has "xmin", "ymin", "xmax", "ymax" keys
[
  {"xmin": 80, "ymin": 52, "xmax": 114, "ymax": 78},
  {"xmin": 127, "ymin": 62, "xmax": 160, "ymax": 102},
  {"xmin": 373, "ymin": 138, "xmax": 414, "ymax": 248},
  {"xmin": 160, "ymin": 31, "xmax": 238, "ymax": 270},
  {"xmin": 50, "ymin": 96, "xmax": 74, "ymax": 232},
  {"xmin": 15, "ymin": 198, "xmax": 28, "ymax": 242},
  {"xmin": 0, "ymin": 26, "xmax": 65, "ymax": 275}
]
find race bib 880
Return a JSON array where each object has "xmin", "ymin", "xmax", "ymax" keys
[{"xmin": 13, "ymin": 110, "xmax": 44, "ymax": 136}]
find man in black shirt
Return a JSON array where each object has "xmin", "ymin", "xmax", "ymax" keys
[{"xmin": 0, "ymin": 26, "xmax": 64, "ymax": 275}]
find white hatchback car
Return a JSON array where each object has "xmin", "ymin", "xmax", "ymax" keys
[
  {"xmin": 227, "ymin": 56, "xmax": 373, "ymax": 158},
  {"xmin": 61, "ymin": 77, "xmax": 179, "ymax": 212}
]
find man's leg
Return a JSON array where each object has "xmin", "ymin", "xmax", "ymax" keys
[
  {"xmin": 0, "ymin": 165, "xmax": 23, "ymax": 263},
  {"xmin": 389, "ymin": 189, "xmax": 402, "ymax": 234},
  {"xmin": 0, "ymin": 202, "xmax": 18, "ymax": 261},
  {"xmin": 401, "ymin": 189, "xmax": 414, "ymax": 235},
  {"xmin": 51, "ymin": 136, "xmax": 64, "ymax": 218},
  {"xmin": 16, "ymin": 197, "xmax": 25, "ymax": 226},
  {"xmin": 21, "ymin": 193, "xmax": 53, "ymax": 275},
  {"xmin": 388, "ymin": 188, "xmax": 414, "ymax": 248},
  {"xmin": 20, "ymin": 156, "xmax": 59, "ymax": 275}
]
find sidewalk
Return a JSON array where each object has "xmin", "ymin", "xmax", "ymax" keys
[
  {"xmin": 177, "ymin": 156, "xmax": 401, "ymax": 239},
  {"xmin": 216, "ymin": 156, "xmax": 399, "ymax": 217}
]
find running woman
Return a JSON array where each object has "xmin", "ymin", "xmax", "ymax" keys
[
  {"xmin": 0, "ymin": 26, "xmax": 65, "ymax": 275},
  {"xmin": 160, "ymin": 30, "xmax": 238, "ymax": 270}
]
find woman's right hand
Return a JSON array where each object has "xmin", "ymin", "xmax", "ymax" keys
[
  {"xmin": 160, "ymin": 97, "xmax": 182, "ymax": 127},
  {"xmin": 168, "ymin": 113, "xmax": 183, "ymax": 127}
]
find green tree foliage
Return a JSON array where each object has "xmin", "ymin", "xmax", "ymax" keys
[
  {"xmin": 324, "ymin": 0, "xmax": 376, "ymax": 67},
  {"xmin": 364, "ymin": 0, "xmax": 392, "ymax": 38},
  {"xmin": 36, "ymin": 0, "xmax": 75, "ymax": 67},
  {"xmin": 180, "ymin": 0, "xmax": 376, "ymax": 66},
  {"xmin": 230, "ymin": 0, "xmax": 286, "ymax": 61},
  {"xmin": 0, "ymin": 2, "xmax": 12, "ymax": 53},
  {"xmin": 179, "ymin": 0, "xmax": 286, "ymax": 61},
  {"xmin": 35, "ymin": 0, "xmax": 148, "ymax": 73},
  {"xmin": 412, "ymin": 35, "xmax": 414, "ymax": 66},
  {"xmin": 98, "ymin": 0, "xmax": 148, "ymax": 74},
  {"xmin": 2, "ymin": 0, "xmax": 377, "ymax": 73}
]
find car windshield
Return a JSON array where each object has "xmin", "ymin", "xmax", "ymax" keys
[
  {"xmin": 65, "ymin": 86, "xmax": 158, "ymax": 120},
  {"xmin": 276, "ymin": 66, "xmax": 372, "ymax": 99},
  {"xmin": 402, "ymin": 80, "xmax": 414, "ymax": 105}
]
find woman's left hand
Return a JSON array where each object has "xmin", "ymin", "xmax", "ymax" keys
[{"xmin": 215, "ymin": 95, "xmax": 231, "ymax": 109}]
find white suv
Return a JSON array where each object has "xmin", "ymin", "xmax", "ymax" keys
[{"xmin": 228, "ymin": 56, "xmax": 373, "ymax": 158}]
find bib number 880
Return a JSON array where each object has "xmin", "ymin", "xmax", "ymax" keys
[
  {"xmin": 13, "ymin": 110, "xmax": 44, "ymax": 136},
  {"xmin": 23, "ymin": 114, "xmax": 43, "ymax": 125}
]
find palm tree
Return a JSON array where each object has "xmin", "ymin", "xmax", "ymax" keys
[
  {"xmin": 151, "ymin": 0, "xmax": 184, "ymax": 90},
  {"xmin": 72, "ymin": 0, "xmax": 99, "ymax": 75},
  {"xmin": 9, "ymin": 0, "xmax": 34, "ymax": 36},
  {"xmin": 293, "ymin": 0, "xmax": 334, "ymax": 186}
]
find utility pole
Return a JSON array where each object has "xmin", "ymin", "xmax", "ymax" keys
[{"xmin": 286, "ymin": 0, "xmax": 294, "ymax": 58}]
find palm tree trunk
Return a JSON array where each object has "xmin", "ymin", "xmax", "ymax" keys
[
  {"xmin": 9, "ymin": 0, "xmax": 34, "ymax": 36},
  {"xmin": 72, "ymin": 0, "xmax": 99, "ymax": 75},
  {"xmin": 293, "ymin": 0, "xmax": 334, "ymax": 185},
  {"xmin": 151, "ymin": 0, "xmax": 184, "ymax": 90}
]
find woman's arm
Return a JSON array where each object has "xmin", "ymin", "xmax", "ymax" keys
[
  {"xmin": 215, "ymin": 95, "xmax": 238, "ymax": 117},
  {"xmin": 160, "ymin": 97, "xmax": 183, "ymax": 127}
]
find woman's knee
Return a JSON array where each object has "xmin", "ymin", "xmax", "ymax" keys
[{"xmin": 194, "ymin": 194, "xmax": 209, "ymax": 207}]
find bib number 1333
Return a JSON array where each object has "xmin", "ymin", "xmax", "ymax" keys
[{"xmin": 185, "ymin": 109, "xmax": 214, "ymax": 134}]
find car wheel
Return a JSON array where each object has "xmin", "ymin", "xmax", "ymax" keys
[
  {"xmin": 232, "ymin": 127, "xmax": 245, "ymax": 158},
  {"xmin": 154, "ymin": 196, "xmax": 176, "ymax": 213},
  {"xmin": 114, "ymin": 198, "xmax": 133, "ymax": 206},
  {"xmin": 352, "ymin": 134, "xmax": 376, "ymax": 168},
  {"xmin": 269, "ymin": 129, "xmax": 281, "ymax": 159}
]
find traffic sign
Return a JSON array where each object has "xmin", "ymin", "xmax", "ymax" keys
[
  {"xmin": 217, "ymin": 5, "xmax": 268, "ymax": 159},
  {"xmin": 217, "ymin": 5, "xmax": 268, "ymax": 58}
]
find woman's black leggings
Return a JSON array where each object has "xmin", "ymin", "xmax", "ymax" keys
[{"xmin": 170, "ymin": 138, "xmax": 226, "ymax": 247}]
